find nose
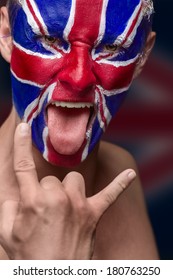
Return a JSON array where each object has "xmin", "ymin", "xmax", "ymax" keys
[{"xmin": 58, "ymin": 43, "xmax": 96, "ymax": 93}]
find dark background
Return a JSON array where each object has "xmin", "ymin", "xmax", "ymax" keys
[
  {"xmin": 0, "ymin": 0, "xmax": 173, "ymax": 259},
  {"xmin": 145, "ymin": 0, "xmax": 173, "ymax": 260}
]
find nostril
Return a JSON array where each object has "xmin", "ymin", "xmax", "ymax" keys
[
  {"xmin": 58, "ymin": 68, "xmax": 96, "ymax": 92},
  {"xmin": 84, "ymin": 84, "xmax": 96, "ymax": 94}
]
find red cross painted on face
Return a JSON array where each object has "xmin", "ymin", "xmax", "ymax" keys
[{"xmin": 10, "ymin": 0, "xmax": 152, "ymax": 167}]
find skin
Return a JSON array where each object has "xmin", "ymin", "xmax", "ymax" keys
[
  {"xmin": 0, "ymin": 111, "xmax": 158, "ymax": 260},
  {"xmin": 0, "ymin": 3, "xmax": 159, "ymax": 259},
  {"xmin": 7, "ymin": 0, "xmax": 154, "ymax": 167}
]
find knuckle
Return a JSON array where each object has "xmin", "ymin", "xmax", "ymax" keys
[
  {"xmin": 74, "ymin": 200, "xmax": 92, "ymax": 222},
  {"xmin": 41, "ymin": 175, "xmax": 57, "ymax": 184},
  {"xmin": 40, "ymin": 176, "xmax": 61, "ymax": 190},
  {"xmin": 23, "ymin": 201, "xmax": 39, "ymax": 214},
  {"xmin": 47, "ymin": 191, "xmax": 70, "ymax": 210},
  {"xmin": 104, "ymin": 192, "xmax": 116, "ymax": 206},
  {"xmin": 74, "ymin": 200, "xmax": 86, "ymax": 214},
  {"xmin": 55, "ymin": 192, "xmax": 69, "ymax": 207},
  {"xmin": 34, "ymin": 196, "xmax": 46, "ymax": 212},
  {"xmin": 64, "ymin": 171, "xmax": 85, "ymax": 184},
  {"xmin": 66, "ymin": 171, "xmax": 82, "ymax": 178},
  {"xmin": 24, "ymin": 203, "xmax": 45, "ymax": 218},
  {"xmin": 14, "ymin": 158, "xmax": 35, "ymax": 173},
  {"xmin": 78, "ymin": 206, "xmax": 95, "ymax": 229},
  {"xmin": 41, "ymin": 178, "xmax": 71, "ymax": 210},
  {"xmin": 22, "ymin": 195, "xmax": 46, "ymax": 214},
  {"xmin": 116, "ymin": 179, "xmax": 126, "ymax": 192},
  {"xmin": 71, "ymin": 171, "xmax": 84, "ymax": 180}
]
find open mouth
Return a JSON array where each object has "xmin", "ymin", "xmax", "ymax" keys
[
  {"xmin": 46, "ymin": 101, "xmax": 95, "ymax": 155},
  {"xmin": 47, "ymin": 101, "xmax": 95, "ymax": 129},
  {"xmin": 51, "ymin": 101, "xmax": 93, "ymax": 109}
]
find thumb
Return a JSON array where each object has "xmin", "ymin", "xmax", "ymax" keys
[{"xmin": 89, "ymin": 169, "xmax": 136, "ymax": 220}]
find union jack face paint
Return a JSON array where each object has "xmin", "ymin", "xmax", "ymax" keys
[{"xmin": 9, "ymin": 0, "xmax": 153, "ymax": 167}]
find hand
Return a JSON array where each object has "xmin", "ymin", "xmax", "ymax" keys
[{"xmin": 0, "ymin": 123, "xmax": 136, "ymax": 259}]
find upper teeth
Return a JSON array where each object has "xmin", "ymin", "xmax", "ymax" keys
[{"xmin": 51, "ymin": 101, "xmax": 93, "ymax": 108}]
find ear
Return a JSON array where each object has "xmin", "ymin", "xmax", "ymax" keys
[
  {"xmin": 0, "ymin": 7, "xmax": 13, "ymax": 62},
  {"xmin": 133, "ymin": 31, "xmax": 156, "ymax": 79}
]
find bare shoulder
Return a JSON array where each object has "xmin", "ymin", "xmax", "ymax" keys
[
  {"xmin": 99, "ymin": 141, "xmax": 138, "ymax": 172},
  {"xmin": 93, "ymin": 141, "xmax": 159, "ymax": 260},
  {"xmin": 96, "ymin": 141, "xmax": 139, "ymax": 186}
]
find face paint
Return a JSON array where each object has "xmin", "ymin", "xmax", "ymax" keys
[{"xmin": 10, "ymin": 0, "xmax": 153, "ymax": 167}]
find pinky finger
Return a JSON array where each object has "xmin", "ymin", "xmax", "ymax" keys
[{"xmin": 89, "ymin": 169, "xmax": 136, "ymax": 220}]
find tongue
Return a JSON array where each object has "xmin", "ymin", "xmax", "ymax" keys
[{"xmin": 47, "ymin": 105, "xmax": 90, "ymax": 155}]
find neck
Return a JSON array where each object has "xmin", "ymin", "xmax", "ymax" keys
[{"xmin": 1, "ymin": 107, "xmax": 99, "ymax": 197}]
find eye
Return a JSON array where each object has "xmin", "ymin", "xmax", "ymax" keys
[
  {"xmin": 44, "ymin": 35, "xmax": 57, "ymax": 45},
  {"xmin": 104, "ymin": 44, "xmax": 119, "ymax": 53},
  {"xmin": 43, "ymin": 35, "xmax": 61, "ymax": 46}
]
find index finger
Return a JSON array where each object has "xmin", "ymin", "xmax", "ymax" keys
[{"xmin": 14, "ymin": 123, "xmax": 39, "ymax": 200}]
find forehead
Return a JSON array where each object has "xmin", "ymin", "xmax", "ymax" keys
[
  {"xmin": 32, "ymin": 0, "xmax": 141, "ymax": 25},
  {"xmin": 16, "ymin": 0, "xmax": 141, "ymax": 43}
]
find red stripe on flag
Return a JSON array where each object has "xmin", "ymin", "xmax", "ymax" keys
[
  {"xmin": 11, "ymin": 46, "xmax": 62, "ymax": 86},
  {"xmin": 26, "ymin": 0, "xmax": 46, "ymax": 35},
  {"xmin": 122, "ymin": 5, "xmax": 142, "ymax": 45},
  {"xmin": 93, "ymin": 61, "xmax": 136, "ymax": 90},
  {"xmin": 97, "ymin": 89, "xmax": 107, "ymax": 127},
  {"xmin": 68, "ymin": 0, "xmax": 104, "ymax": 45}
]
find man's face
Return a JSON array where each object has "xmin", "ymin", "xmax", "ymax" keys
[{"xmin": 10, "ymin": 0, "xmax": 150, "ymax": 167}]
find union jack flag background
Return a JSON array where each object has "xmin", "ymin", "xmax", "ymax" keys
[
  {"xmin": 0, "ymin": 0, "xmax": 173, "ymax": 259},
  {"xmin": 103, "ymin": 0, "xmax": 173, "ymax": 259}
]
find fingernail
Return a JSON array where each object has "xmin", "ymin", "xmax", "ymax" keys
[
  {"xmin": 127, "ymin": 170, "xmax": 136, "ymax": 180},
  {"xmin": 19, "ymin": 123, "xmax": 30, "ymax": 135}
]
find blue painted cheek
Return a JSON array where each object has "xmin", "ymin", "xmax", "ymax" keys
[
  {"xmin": 89, "ymin": 91, "xmax": 127, "ymax": 154},
  {"xmin": 31, "ymin": 101, "xmax": 48, "ymax": 154},
  {"xmin": 11, "ymin": 75, "xmax": 41, "ymax": 118},
  {"xmin": 105, "ymin": 92, "xmax": 127, "ymax": 117}
]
